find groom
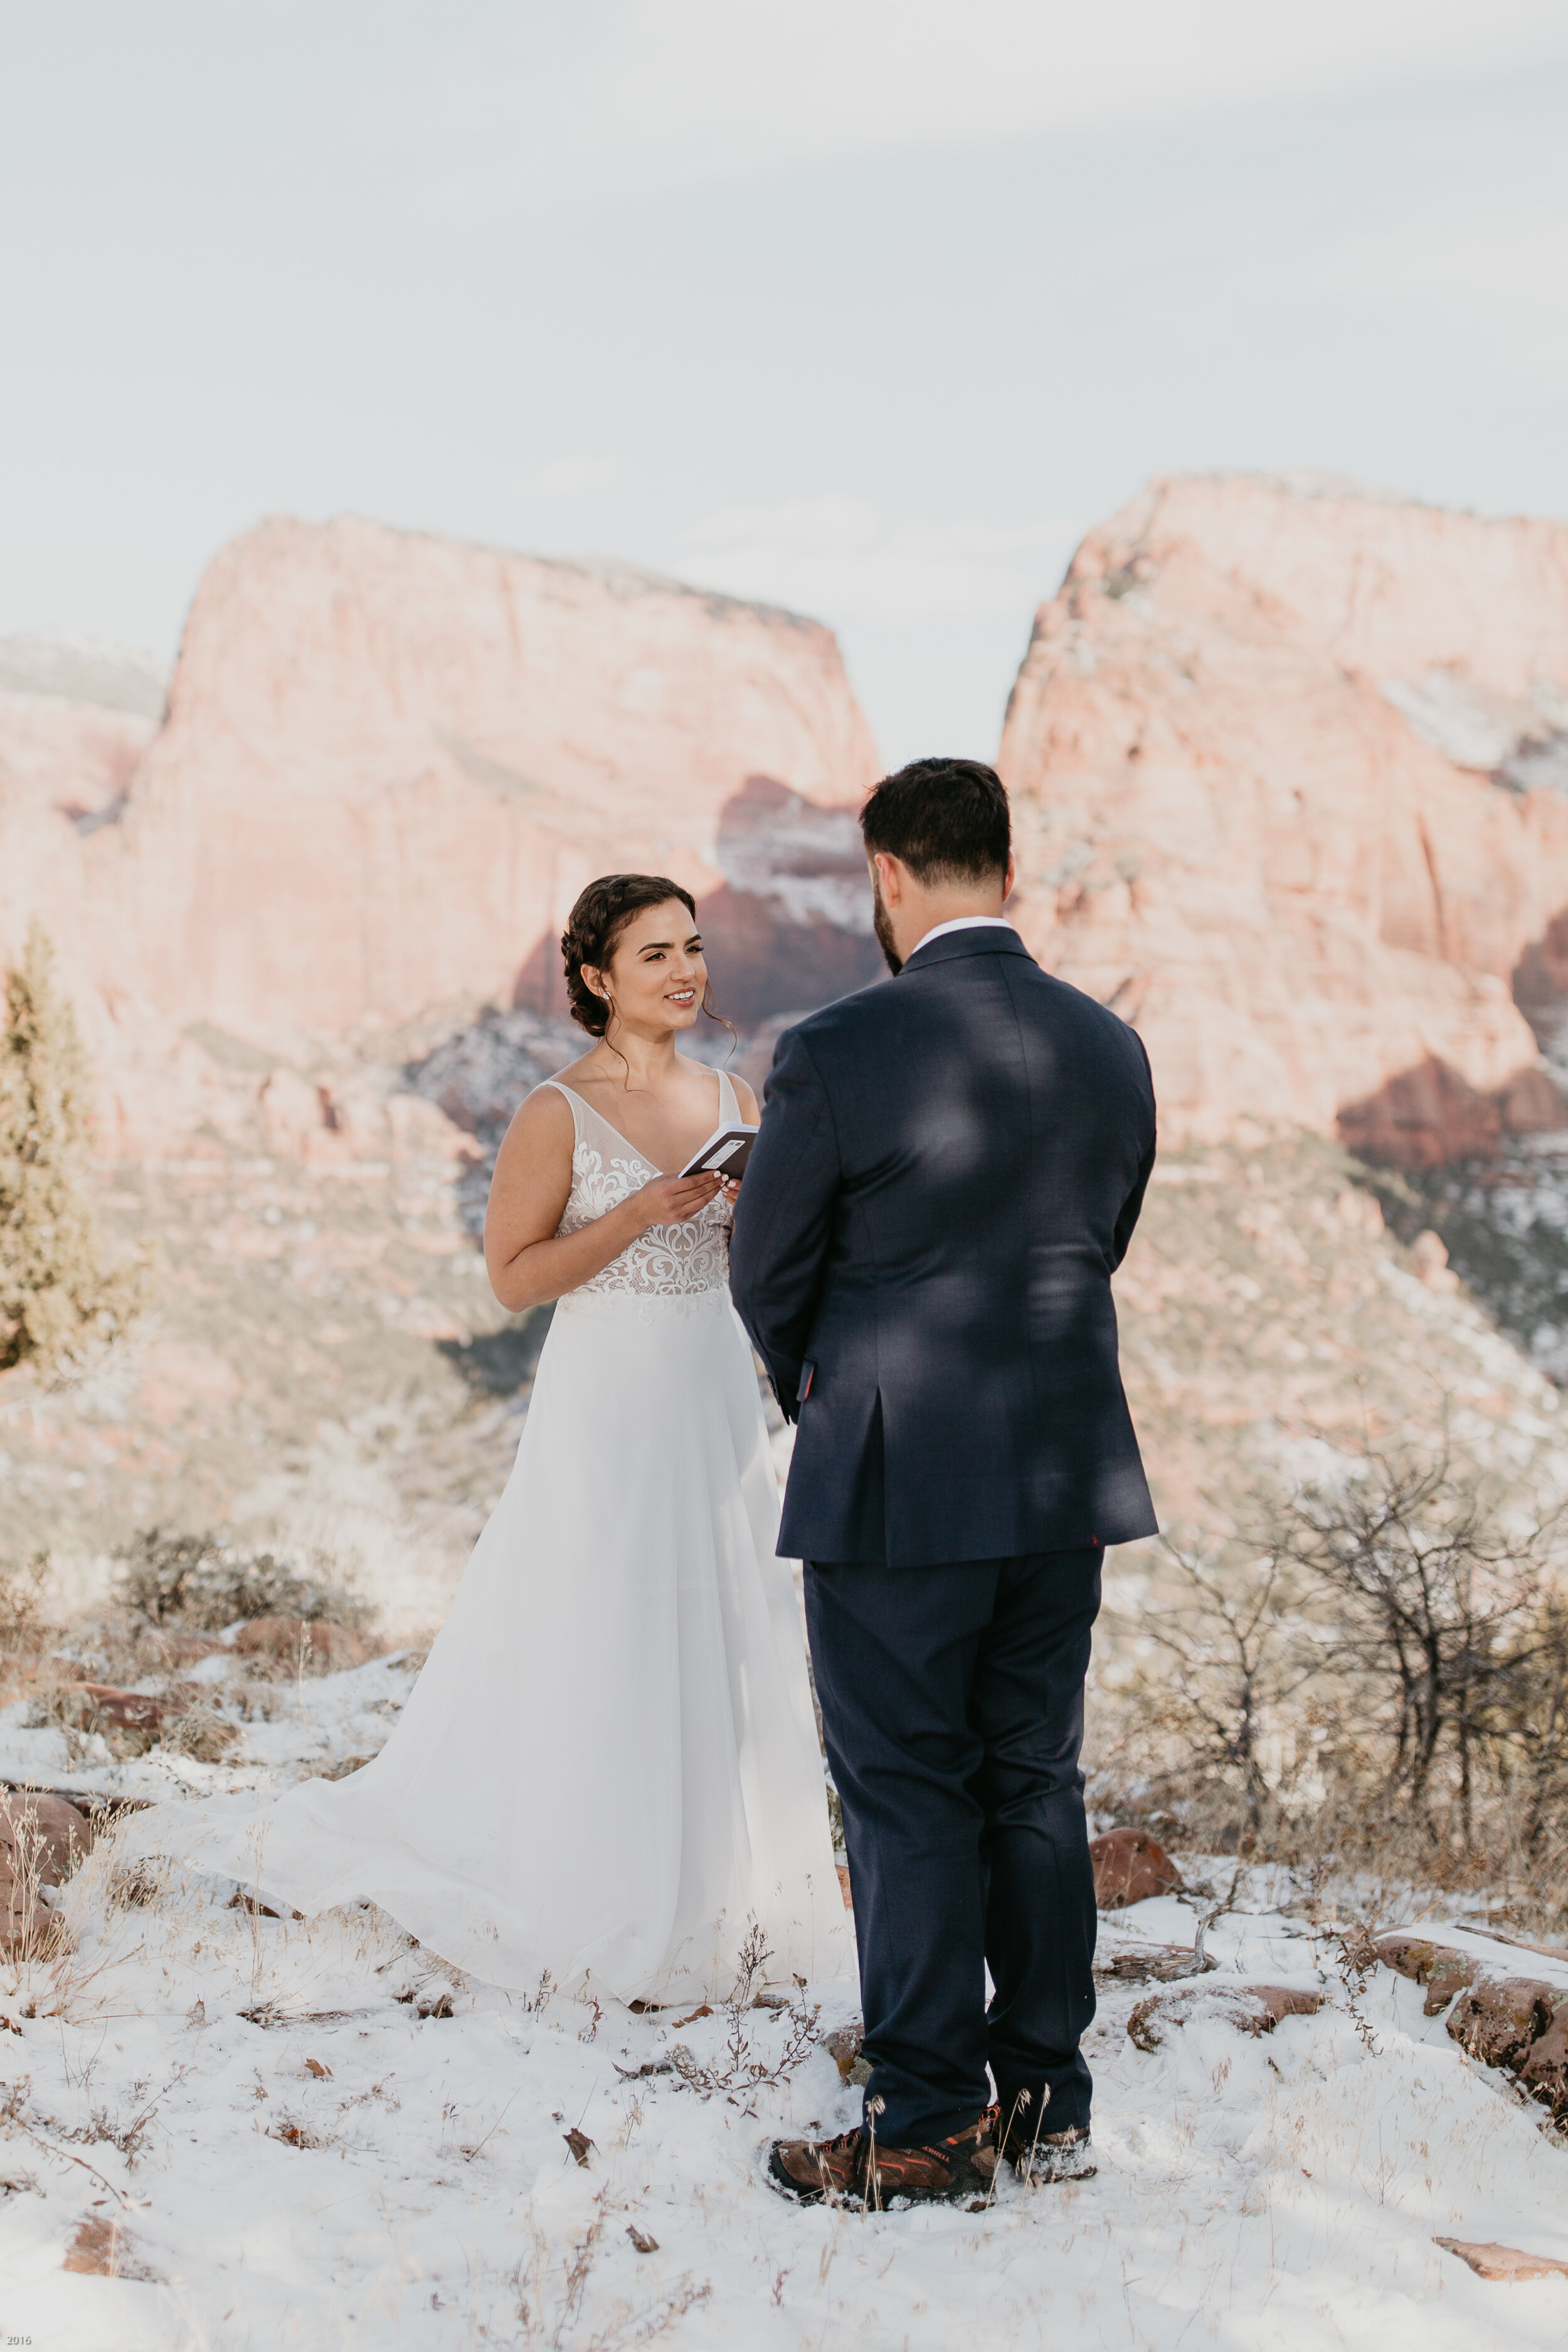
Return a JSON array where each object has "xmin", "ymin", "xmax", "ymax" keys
[{"xmin": 729, "ymin": 756, "xmax": 1157, "ymax": 2208}]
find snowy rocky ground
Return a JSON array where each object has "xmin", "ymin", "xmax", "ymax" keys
[{"xmin": 5, "ymin": 1666, "xmax": 1568, "ymax": 2349}]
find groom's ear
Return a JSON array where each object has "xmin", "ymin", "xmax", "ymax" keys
[{"xmin": 870, "ymin": 852, "xmax": 904, "ymax": 907}]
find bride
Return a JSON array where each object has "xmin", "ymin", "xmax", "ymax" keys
[{"xmin": 179, "ymin": 873, "xmax": 849, "ymax": 2003}]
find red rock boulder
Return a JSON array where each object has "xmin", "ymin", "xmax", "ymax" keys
[
  {"xmin": 822, "ymin": 2021, "xmax": 870, "ymax": 2084},
  {"xmin": 0, "ymin": 1789, "xmax": 93, "ymax": 1885},
  {"xmin": 1517, "ymin": 2000, "xmax": 1568, "ymax": 2120},
  {"xmin": 1127, "ymin": 1983, "xmax": 1321, "ymax": 2052},
  {"xmin": 1436, "ymin": 2238, "xmax": 1568, "ymax": 2282},
  {"xmin": 1445, "ymin": 1974, "xmax": 1559, "ymax": 2070},
  {"xmin": 0, "ymin": 1867, "xmax": 60, "ymax": 1959},
  {"xmin": 1090, "ymin": 1826, "xmax": 1182, "ymax": 1909},
  {"xmin": 53, "ymin": 1683, "xmax": 177, "ymax": 1735},
  {"xmin": 1372, "ymin": 1932, "xmax": 1476, "ymax": 2016}
]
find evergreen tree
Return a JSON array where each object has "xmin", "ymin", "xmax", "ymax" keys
[{"xmin": 0, "ymin": 925, "xmax": 147, "ymax": 1373}]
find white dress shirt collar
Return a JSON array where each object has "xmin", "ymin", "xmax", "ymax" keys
[{"xmin": 908, "ymin": 914, "xmax": 1015, "ymax": 959}]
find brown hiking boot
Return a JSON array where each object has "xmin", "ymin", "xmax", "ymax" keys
[
  {"xmin": 766, "ymin": 2124, "xmax": 868, "ymax": 2205},
  {"xmin": 1002, "ymin": 2116, "xmax": 1096, "ymax": 2185},
  {"xmin": 768, "ymin": 2107, "xmax": 999, "ymax": 2210}
]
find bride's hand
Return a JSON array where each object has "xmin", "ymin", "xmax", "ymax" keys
[{"xmin": 625, "ymin": 1169, "xmax": 724, "ymax": 1231}]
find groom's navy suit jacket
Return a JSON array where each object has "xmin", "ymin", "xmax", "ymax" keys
[{"xmin": 728, "ymin": 926, "xmax": 1158, "ymax": 1567}]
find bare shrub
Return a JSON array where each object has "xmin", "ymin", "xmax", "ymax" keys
[
  {"xmin": 1099, "ymin": 1431, "xmax": 1568, "ymax": 1925},
  {"xmin": 116, "ymin": 1527, "xmax": 371, "ymax": 1634},
  {"xmin": 58, "ymin": 2075, "xmax": 182, "ymax": 2164},
  {"xmin": 1271, "ymin": 1438, "xmax": 1559, "ymax": 1848},
  {"xmin": 1101, "ymin": 1535, "xmax": 1317, "ymax": 1851},
  {"xmin": 1488, "ymin": 1594, "xmax": 1568, "ymax": 1851}
]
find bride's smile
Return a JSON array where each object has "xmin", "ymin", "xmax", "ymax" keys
[{"xmin": 579, "ymin": 903, "xmax": 709, "ymax": 1038}]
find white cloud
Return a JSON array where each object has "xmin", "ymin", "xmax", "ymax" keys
[
  {"xmin": 419, "ymin": 0, "xmax": 1568, "ymax": 209},
  {"xmin": 512, "ymin": 454, "xmax": 624, "ymax": 499},
  {"xmin": 674, "ymin": 496, "xmax": 1079, "ymax": 628}
]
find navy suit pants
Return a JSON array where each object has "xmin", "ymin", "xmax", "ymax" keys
[{"xmin": 804, "ymin": 1547, "xmax": 1102, "ymax": 2146}]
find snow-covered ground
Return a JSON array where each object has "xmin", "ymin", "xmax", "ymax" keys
[{"xmin": 5, "ymin": 1663, "xmax": 1568, "ymax": 2349}]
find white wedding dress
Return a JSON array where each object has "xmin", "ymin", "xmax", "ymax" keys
[{"xmin": 159, "ymin": 1070, "xmax": 852, "ymax": 2001}]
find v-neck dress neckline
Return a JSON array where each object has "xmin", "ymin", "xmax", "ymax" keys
[{"xmin": 550, "ymin": 1069, "xmax": 733, "ymax": 1177}]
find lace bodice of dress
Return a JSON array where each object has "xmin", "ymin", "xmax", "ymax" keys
[{"xmin": 545, "ymin": 1073, "xmax": 738, "ymax": 1302}]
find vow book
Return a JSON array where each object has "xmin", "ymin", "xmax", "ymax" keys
[{"xmin": 679, "ymin": 1123, "xmax": 760, "ymax": 1180}]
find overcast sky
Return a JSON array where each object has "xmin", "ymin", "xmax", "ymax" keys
[{"xmin": 3, "ymin": 1, "xmax": 1567, "ymax": 764}]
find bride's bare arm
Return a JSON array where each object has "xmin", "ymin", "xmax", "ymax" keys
[{"xmin": 483, "ymin": 1086, "xmax": 723, "ymax": 1313}]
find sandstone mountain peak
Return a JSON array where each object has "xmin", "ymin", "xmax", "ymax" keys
[
  {"xmin": 0, "ymin": 511, "xmax": 882, "ymax": 1156},
  {"xmin": 1002, "ymin": 472, "xmax": 1568, "ymax": 1164},
  {"xmin": 1068, "ymin": 471, "xmax": 1568, "ymax": 692}
]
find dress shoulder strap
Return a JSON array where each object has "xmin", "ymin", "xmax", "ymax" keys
[
  {"xmin": 716, "ymin": 1068, "xmax": 740, "ymax": 1125},
  {"xmin": 538, "ymin": 1078, "xmax": 583, "ymax": 1142}
]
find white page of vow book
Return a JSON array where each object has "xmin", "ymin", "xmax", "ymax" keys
[{"xmin": 678, "ymin": 1124, "xmax": 759, "ymax": 1180}]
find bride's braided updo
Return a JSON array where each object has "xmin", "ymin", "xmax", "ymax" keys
[{"xmin": 560, "ymin": 873, "xmax": 699, "ymax": 1036}]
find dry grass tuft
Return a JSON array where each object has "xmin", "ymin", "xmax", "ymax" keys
[
  {"xmin": 509, "ymin": 2190, "xmax": 711, "ymax": 2349},
  {"xmin": 157, "ymin": 1705, "xmax": 240, "ymax": 1764},
  {"xmin": 105, "ymin": 1858, "xmax": 168, "ymax": 1913},
  {"xmin": 63, "ymin": 2213, "xmax": 163, "ymax": 2280},
  {"xmin": 666, "ymin": 1924, "xmax": 821, "ymax": 2111}
]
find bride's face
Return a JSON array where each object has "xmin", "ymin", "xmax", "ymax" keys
[{"xmin": 591, "ymin": 899, "xmax": 708, "ymax": 1034}]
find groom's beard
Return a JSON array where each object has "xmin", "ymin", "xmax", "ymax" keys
[{"xmin": 872, "ymin": 879, "xmax": 903, "ymax": 976}]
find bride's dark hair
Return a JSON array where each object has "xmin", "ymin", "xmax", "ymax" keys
[{"xmin": 560, "ymin": 874, "xmax": 736, "ymax": 1061}]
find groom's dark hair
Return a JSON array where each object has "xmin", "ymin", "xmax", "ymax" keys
[{"xmin": 860, "ymin": 758, "xmax": 1010, "ymax": 884}]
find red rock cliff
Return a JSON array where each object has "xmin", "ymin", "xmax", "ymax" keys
[
  {"xmin": 998, "ymin": 474, "xmax": 1568, "ymax": 1163},
  {"xmin": 1, "ymin": 518, "xmax": 882, "ymax": 1150}
]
